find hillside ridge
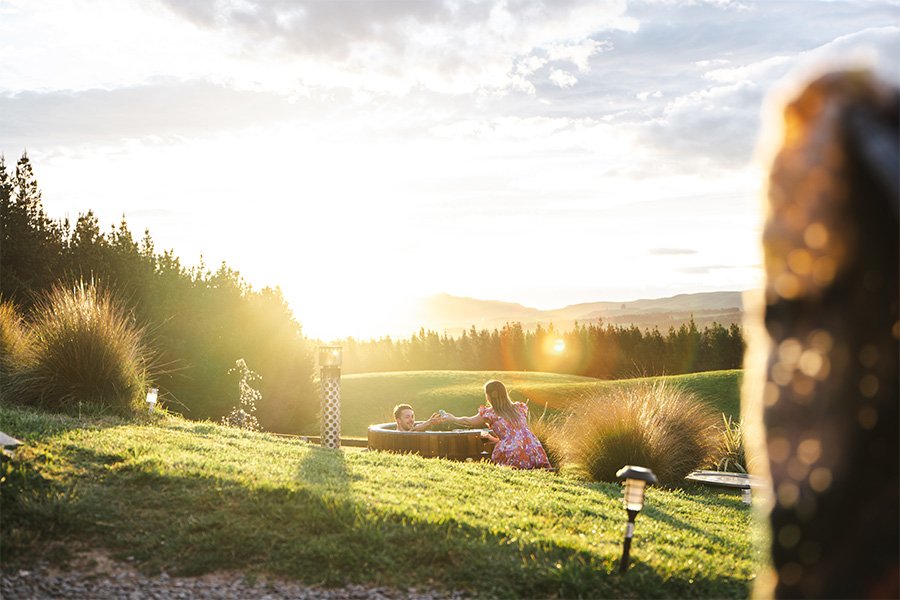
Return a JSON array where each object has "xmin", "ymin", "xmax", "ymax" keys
[{"xmin": 415, "ymin": 290, "xmax": 745, "ymax": 334}]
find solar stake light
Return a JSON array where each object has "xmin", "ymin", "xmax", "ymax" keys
[
  {"xmin": 318, "ymin": 346, "xmax": 343, "ymax": 449},
  {"xmin": 0, "ymin": 431, "xmax": 23, "ymax": 459},
  {"xmin": 146, "ymin": 387, "xmax": 159, "ymax": 414},
  {"xmin": 616, "ymin": 465, "xmax": 657, "ymax": 574},
  {"xmin": 318, "ymin": 346, "xmax": 343, "ymax": 368}
]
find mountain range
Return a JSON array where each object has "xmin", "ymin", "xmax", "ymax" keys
[{"xmin": 411, "ymin": 291, "xmax": 745, "ymax": 335}]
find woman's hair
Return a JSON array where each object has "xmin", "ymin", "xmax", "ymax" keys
[{"xmin": 484, "ymin": 380, "xmax": 520, "ymax": 423}]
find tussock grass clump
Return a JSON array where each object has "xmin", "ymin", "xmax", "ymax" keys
[
  {"xmin": 0, "ymin": 300, "xmax": 32, "ymax": 396},
  {"xmin": 709, "ymin": 414, "xmax": 747, "ymax": 473},
  {"xmin": 528, "ymin": 408, "xmax": 566, "ymax": 469},
  {"xmin": 566, "ymin": 381, "xmax": 719, "ymax": 485},
  {"xmin": 17, "ymin": 281, "xmax": 153, "ymax": 415}
]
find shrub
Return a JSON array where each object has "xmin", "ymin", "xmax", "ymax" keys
[
  {"xmin": 709, "ymin": 414, "xmax": 747, "ymax": 473},
  {"xmin": 0, "ymin": 300, "xmax": 32, "ymax": 398},
  {"xmin": 566, "ymin": 381, "xmax": 719, "ymax": 485},
  {"xmin": 17, "ymin": 281, "xmax": 153, "ymax": 414},
  {"xmin": 220, "ymin": 358, "xmax": 261, "ymax": 431}
]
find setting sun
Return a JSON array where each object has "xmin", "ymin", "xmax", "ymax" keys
[{"xmin": 553, "ymin": 339, "xmax": 566, "ymax": 353}]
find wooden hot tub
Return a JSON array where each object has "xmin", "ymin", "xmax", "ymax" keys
[{"xmin": 367, "ymin": 422, "xmax": 492, "ymax": 461}]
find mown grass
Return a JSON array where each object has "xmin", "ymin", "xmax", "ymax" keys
[
  {"xmin": 340, "ymin": 370, "xmax": 742, "ymax": 437},
  {"xmin": 0, "ymin": 402, "xmax": 763, "ymax": 599}
]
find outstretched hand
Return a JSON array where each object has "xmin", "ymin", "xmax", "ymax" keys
[{"xmin": 480, "ymin": 430, "xmax": 499, "ymax": 444}]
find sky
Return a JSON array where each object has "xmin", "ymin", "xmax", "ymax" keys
[{"xmin": 1, "ymin": 0, "xmax": 898, "ymax": 340}]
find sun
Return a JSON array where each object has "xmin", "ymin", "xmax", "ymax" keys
[{"xmin": 552, "ymin": 339, "xmax": 566, "ymax": 353}]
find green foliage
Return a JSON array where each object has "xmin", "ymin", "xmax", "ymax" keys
[
  {"xmin": 0, "ymin": 402, "xmax": 760, "ymax": 598},
  {"xmin": 220, "ymin": 358, "xmax": 262, "ymax": 431},
  {"xmin": 13, "ymin": 281, "xmax": 152, "ymax": 415},
  {"xmin": 0, "ymin": 153, "xmax": 317, "ymax": 432},
  {"xmin": 0, "ymin": 153, "xmax": 66, "ymax": 301},
  {"xmin": 564, "ymin": 381, "xmax": 719, "ymax": 485},
  {"xmin": 709, "ymin": 414, "xmax": 747, "ymax": 473}
]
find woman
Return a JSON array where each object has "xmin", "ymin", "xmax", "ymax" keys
[{"xmin": 443, "ymin": 380, "xmax": 550, "ymax": 469}]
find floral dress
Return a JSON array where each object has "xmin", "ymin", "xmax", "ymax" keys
[{"xmin": 478, "ymin": 403, "xmax": 550, "ymax": 469}]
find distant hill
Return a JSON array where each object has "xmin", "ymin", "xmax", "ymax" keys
[{"xmin": 413, "ymin": 291, "xmax": 745, "ymax": 335}]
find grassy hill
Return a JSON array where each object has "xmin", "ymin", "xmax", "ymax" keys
[
  {"xmin": 0, "ymin": 402, "xmax": 762, "ymax": 599},
  {"xmin": 340, "ymin": 369, "xmax": 742, "ymax": 437}
]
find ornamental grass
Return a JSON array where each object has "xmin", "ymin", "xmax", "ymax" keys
[
  {"xmin": 528, "ymin": 406, "xmax": 567, "ymax": 469},
  {"xmin": 709, "ymin": 414, "xmax": 748, "ymax": 473},
  {"xmin": 17, "ymin": 281, "xmax": 154, "ymax": 415},
  {"xmin": 565, "ymin": 380, "xmax": 719, "ymax": 485},
  {"xmin": 0, "ymin": 300, "xmax": 32, "ymax": 398}
]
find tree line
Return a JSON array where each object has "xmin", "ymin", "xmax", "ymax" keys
[
  {"xmin": 2, "ymin": 152, "xmax": 745, "ymax": 432},
  {"xmin": 1, "ymin": 153, "xmax": 317, "ymax": 433},
  {"xmin": 335, "ymin": 319, "xmax": 745, "ymax": 378}
]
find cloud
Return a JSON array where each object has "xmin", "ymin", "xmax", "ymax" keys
[
  {"xmin": 547, "ymin": 38, "xmax": 611, "ymax": 72},
  {"xmin": 4, "ymin": 0, "xmax": 896, "ymax": 175},
  {"xmin": 549, "ymin": 69, "xmax": 578, "ymax": 88},
  {"xmin": 637, "ymin": 90, "xmax": 663, "ymax": 101},
  {"xmin": 0, "ymin": 81, "xmax": 304, "ymax": 147},
  {"xmin": 644, "ymin": 79, "xmax": 764, "ymax": 165},
  {"xmin": 154, "ymin": 0, "xmax": 634, "ymax": 95},
  {"xmin": 548, "ymin": 1, "xmax": 899, "ymax": 168}
]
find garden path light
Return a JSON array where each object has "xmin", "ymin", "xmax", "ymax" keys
[
  {"xmin": 0, "ymin": 431, "xmax": 23, "ymax": 459},
  {"xmin": 616, "ymin": 465, "xmax": 657, "ymax": 574},
  {"xmin": 318, "ymin": 346, "xmax": 343, "ymax": 449}
]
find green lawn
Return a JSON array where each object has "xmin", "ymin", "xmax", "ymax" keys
[
  {"xmin": 341, "ymin": 369, "xmax": 743, "ymax": 437},
  {"xmin": 1, "ymin": 396, "xmax": 763, "ymax": 599}
]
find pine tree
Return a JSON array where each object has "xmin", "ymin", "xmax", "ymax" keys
[{"xmin": 0, "ymin": 152, "xmax": 64, "ymax": 303}]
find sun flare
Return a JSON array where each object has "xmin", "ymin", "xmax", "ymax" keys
[{"xmin": 553, "ymin": 339, "xmax": 566, "ymax": 353}]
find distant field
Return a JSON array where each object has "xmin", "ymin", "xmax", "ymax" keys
[{"xmin": 340, "ymin": 369, "xmax": 742, "ymax": 437}]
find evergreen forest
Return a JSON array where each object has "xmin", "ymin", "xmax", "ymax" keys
[{"xmin": 336, "ymin": 318, "xmax": 744, "ymax": 377}]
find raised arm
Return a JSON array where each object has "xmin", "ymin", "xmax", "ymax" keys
[
  {"xmin": 410, "ymin": 412, "xmax": 441, "ymax": 432},
  {"xmin": 444, "ymin": 412, "xmax": 486, "ymax": 428}
]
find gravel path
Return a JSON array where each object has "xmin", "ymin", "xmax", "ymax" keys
[{"xmin": 1, "ymin": 552, "xmax": 468, "ymax": 600}]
